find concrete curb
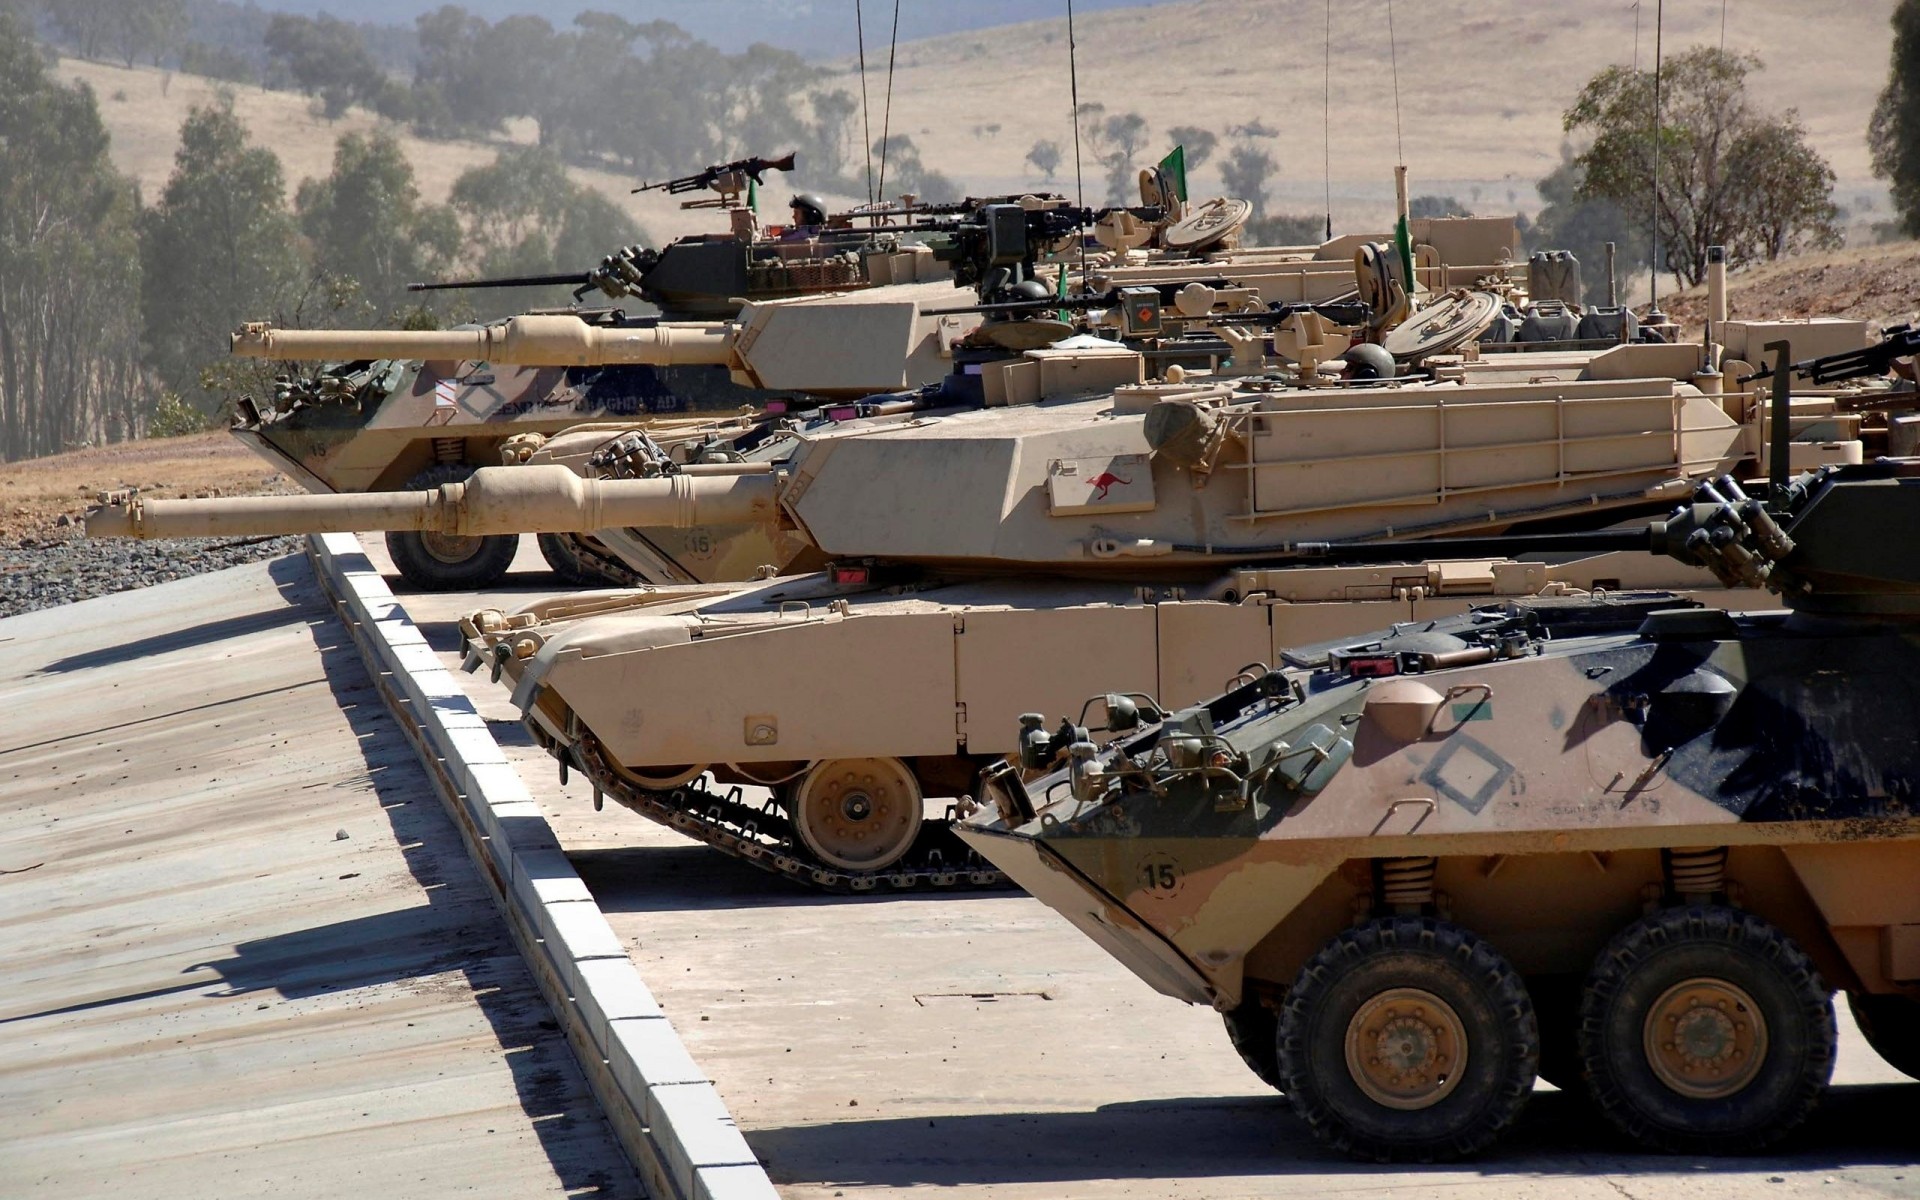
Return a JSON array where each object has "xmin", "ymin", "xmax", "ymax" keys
[{"xmin": 307, "ymin": 534, "xmax": 776, "ymax": 1200}]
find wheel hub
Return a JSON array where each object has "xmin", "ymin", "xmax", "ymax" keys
[
  {"xmin": 1643, "ymin": 977, "xmax": 1768, "ymax": 1099},
  {"xmin": 790, "ymin": 758, "xmax": 922, "ymax": 872},
  {"xmin": 418, "ymin": 529, "xmax": 484, "ymax": 563},
  {"xmin": 1344, "ymin": 987, "xmax": 1469, "ymax": 1110}
]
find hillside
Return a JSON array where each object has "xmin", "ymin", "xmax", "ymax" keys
[
  {"xmin": 59, "ymin": 57, "xmax": 863, "ymax": 247},
  {"xmin": 1662, "ymin": 240, "xmax": 1920, "ymax": 335},
  {"xmin": 823, "ymin": 0, "xmax": 1897, "ymax": 225},
  {"xmin": 65, "ymin": 0, "xmax": 1899, "ymax": 250}
]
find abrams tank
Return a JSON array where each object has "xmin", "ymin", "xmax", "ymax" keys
[
  {"xmin": 229, "ymin": 279, "xmax": 976, "ymax": 589},
  {"xmin": 960, "ymin": 453, "xmax": 1920, "ymax": 1161}
]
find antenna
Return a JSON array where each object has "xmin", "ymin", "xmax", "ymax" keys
[
  {"xmin": 1647, "ymin": 0, "xmax": 1665, "ymax": 324},
  {"xmin": 1323, "ymin": 0, "xmax": 1333, "ymax": 241},
  {"xmin": 856, "ymin": 1, "xmax": 874, "ymax": 204},
  {"xmin": 876, "ymin": 0, "xmax": 902, "ymax": 202},
  {"xmin": 1067, "ymin": 0, "xmax": 1088, "ymax": 286}
]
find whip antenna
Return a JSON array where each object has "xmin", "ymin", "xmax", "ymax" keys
[
  {"xmin": 1649, "ymin": 0, "xmax": 1665, "ymax": 319},
  {"xmin": 1324, "ymin": 0, "xmax": 1333, "ymax": 240},
  {"xmin": 856, "ymin": 0, "xmax": 874, "ymax": 204},
  {"xmin": 1067, "ymin": 0, "xmax": 1088, "ymax": 285},
  {"xmin": 876, "ymin": 0, "xmax": 902, "ymax": 202}
]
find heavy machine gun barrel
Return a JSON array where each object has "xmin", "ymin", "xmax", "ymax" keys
[
  {"xmin": 405, "ymin": 272, "xmax": 593, "ymax": 293},
  {"xmin": 634, "ymin": 151, "xmax": 797, "ymax": 195},
  {"xmin": 1747, "ymin": 323, "xmax": 1920, "ymax": 386},
  {"xmin": 229, "ymin": 315, "xmax": 733, "ymax": 367},
  {"xmin": 85, "ymin": 464, "xmax": 780, "ymax": 541}
]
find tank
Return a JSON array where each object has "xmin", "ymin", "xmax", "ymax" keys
[
  {"xmin": 228, "ymin": 279, "xmax": 977, "ymax": 588},
  {"xmin": 958, "ymin": 454, "xmax": 1920, "ymax": 1161}
]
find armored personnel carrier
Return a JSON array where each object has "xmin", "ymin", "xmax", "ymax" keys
[{"xmin": 960, "ymin": 341, "xmax": 1920, "ymax": 1159}]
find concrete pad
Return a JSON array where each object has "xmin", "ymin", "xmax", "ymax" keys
[
  {"xmin": 0, "ymin": 557, "xmax": 638, "ymax": 1198},
  {"xmin": 391, "ymin": 543, "xmax": 1920, "ymax": 1200}
]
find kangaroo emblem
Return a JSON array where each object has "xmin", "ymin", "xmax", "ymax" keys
[{"xmin": 1087, "ymin": 471, "xmax": 1132, "ymax": 501}]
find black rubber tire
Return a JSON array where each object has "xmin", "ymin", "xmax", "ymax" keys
[
  {"xmin": 384, "ymin": 464, "xmax": 518, "ymax": 591},
  {"xmin": 1577, "ymin": 905, "xmax": 1835, "ymax": 1155},
  {"xmin": 538, "ymin": 532, "xmax": 623, "ymax": 587},
  {"xmin": 1222, "ymin": 999, "xmax": 1284, "ymax": 1092},
  {"xmin": 1847, "ymin": 992, "xmax": 1920, "ymax": 1082},
  {"xmin": 1277, "ymin": 917, "xmax": 1538, "ymax": 1162},
  {"xmin": 1526, "ymin": 974, "xmax": 1587, "ymax": 1094}
]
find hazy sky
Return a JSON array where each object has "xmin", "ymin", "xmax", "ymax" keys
[{"xmin": 260, "ymin": 0, "xmax": 1166, "ymax": 57}]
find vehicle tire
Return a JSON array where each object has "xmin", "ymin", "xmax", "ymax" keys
[
  {"xmin": 538, "ymin": 532, "xmax": 623, "ymax": 586},
  {"xmin": 1277, "ymin": 917, "xmax": 1538, "ymax": 1162},
  {"xmin": 1847, "ymin": 992, "xmax": 1920, "ymax": 1082},
  {"xmin": 385, "ymin": 464, "xmax": 519, "ymax": 591},
  {"xmin": 1223, "ymin": 998, "xmax": 1284, "ymax": 1092},
  {"xmin": 1526, "ymin": 974, "xmax": 1586, "ymax": 1094},
  {"xmin": 1577, "ymin": 905, "xmax": 1835, "ymax": 1154}
]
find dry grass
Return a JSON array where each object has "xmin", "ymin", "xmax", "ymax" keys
[
  {"xmin": 832, "ymin": 0, "xmax": 1895, "ymax": 223},
  {"xmin": 69, "ymin": 0, "xmax": 1897, "ymax": 249},
  {"xmin": 0, "ymin": 432, "xmax": 288, "ymax": 540}
]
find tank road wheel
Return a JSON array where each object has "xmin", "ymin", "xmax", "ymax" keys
[
  {"xmin": 386, "ymin": 465, "xmax": 519, "ymax": 591},
  {"xmin": 1577, "ymin": 906, "xmax": 1836, "ymax": 1154},
  {"xmin": 1222, "ymin": 999, "xmax": 1284, "ymax": 1092},
  {"xmin": 787, "ymin": 757, "xmax": 922, "ymax": 873},
  {"xmin": 1277, "ymin": 917, "xmax": 1538, "ymax": 1162},
  {"xmin": 1848, "ymin": 993, "xmax": 1920, "ymax": 1081}
]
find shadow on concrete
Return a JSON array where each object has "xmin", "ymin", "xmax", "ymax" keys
[
  {"xmin": 572, "ymin": 841, "xmax": 1015, "ymax": 914},
  {"xmin": 265, "ymin": 555, "xmax": 640, "ymax": 1197},
  {"xmin": 747, "ymin": 1083, "xmax": 1920, "ymax": 1189},
  {"xmin": 38, "ymin": 604, "xmax": 309, "ymax": 675}
]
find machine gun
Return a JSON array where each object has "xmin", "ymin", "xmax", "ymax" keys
[
  {"xmin": 1747, "ymin": 322, "xmax": 1920, "ymax": 386},
  {"xmin": 405, "ymin": 243, "xmax": 657, "ymax": 304},
  {"xmin": 633, "ymin": 152, "xmax": 798, "ymax": 206},
  {"xmin": 850, "ymin": 201, "xmax": 1165, "ymax": 304}
]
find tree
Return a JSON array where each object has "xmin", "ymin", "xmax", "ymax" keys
[
  {"xmin": 1409, "ymin": 195, "xmax": 1470, "ymax": 218},
  {"xmin": 0, "ymin": 14, "xmax": 150, "ymax": 459},
  {"xmin": 1529, "ymin": 146, "xmax": 1650, "ymax": 305},
  {"xmin": 1870, "ymin": 0, "xmax": 1920, "ymax": 236},
  {"xmin": 871, "ymin": 134, "xmax": 961, "ymax": 203},
  {"xmin": 263, "ymin": 14, "xmax": 386, "ymax": 120},
  {"xmin": 1220, "ymin": 136, "xmax": 1279, "ymax": 219},
  {"xmin": 1165, "ymin": 125, "xmax": 1218, "ymax": 173},
  {"xmin": 448, "ymin": 146, "xmax": 648, "ymax": 313},
  {"xmin": 296, "ymin": 131, "xmax": 461, "ymax": 324},
  {"xmin": 1025, "ymin": 139, "xmax": 1062, "ymax": 181},
  {"xmin": 138, "ymin": 95, "xmax": 307, "ymax": 416},
  {"xmin": 1565, "ymin": 47, "xmax": 1840, "ymax": 286}
]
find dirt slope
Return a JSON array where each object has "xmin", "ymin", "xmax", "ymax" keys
[{"xmin": 1662, "ymin": 240, "xmax": 1920, "ymax": 335}]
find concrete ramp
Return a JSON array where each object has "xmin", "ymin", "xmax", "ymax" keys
[{"xmin": 0, "ymin": 557, "xmax": 638, "ymax": 1197}]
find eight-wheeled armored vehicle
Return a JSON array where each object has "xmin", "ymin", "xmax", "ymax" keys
[{"xmin": 960, "ymin": 345, "xmax": 1920, "ymax": 1160}]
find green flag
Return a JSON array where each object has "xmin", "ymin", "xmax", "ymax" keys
[
  {"xmin": 1395, "ymin": 212, "xmax": 1416, "ymax": 294},
  {"xmin": 746, "ymin": 176, "xmax": 758, "ymax": 211},
  {"xmin": 1157, "ymin": 145, "xmax": 1188, "ymax": 204}
]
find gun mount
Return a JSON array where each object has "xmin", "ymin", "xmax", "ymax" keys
[
  {"xmin": 960, "ymin": 455, "xmax": 1920, "ymax": 1162},
  {"xmin": 633, "ymin": 151, "xmax": 798, "ymax": 206}
]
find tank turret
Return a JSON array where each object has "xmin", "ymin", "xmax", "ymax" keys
[{"xmin": 959, "ymin": 456, "xmax": 1920, "ymax": 1162}]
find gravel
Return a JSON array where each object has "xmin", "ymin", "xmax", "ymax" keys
[{"xmin": 0, "ymin": 528, "xmax": 306, "ymax": 620}]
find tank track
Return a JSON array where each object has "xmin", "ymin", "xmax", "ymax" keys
[{"xmin": 573, "ymin": 737, "xmax": 1010, "ymax": 894}]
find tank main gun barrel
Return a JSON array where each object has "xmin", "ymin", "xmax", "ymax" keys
[
  {"xmin": 85, "ymin": 464, "xmax": 779, "ymax": 541},
  {"xmin": 229, "ymin": 315, "xmax": 734, "ymax": 367}
]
